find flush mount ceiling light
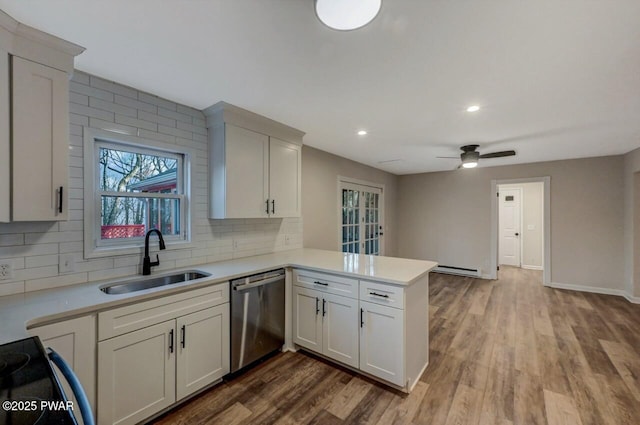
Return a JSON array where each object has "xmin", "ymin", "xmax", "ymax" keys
[
  {"xmin": 466, "ymin": 105, "xmax": 480, "ymax": 112},
  {"xmin": 315, "ymin": 0, "xmax": 382, "ymax": 31},
  {"xmin": 462, "ymin": 160, "xmax": 478, "ymax": 168},
  {"xmin": 357, "ymin": 130, "xmax": 368, "ymax": 136}
]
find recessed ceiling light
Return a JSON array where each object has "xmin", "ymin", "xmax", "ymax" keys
[
  {"xmin": 357, "ymin": 130, "xmax": 368, "ymax": 136},
  {"xmin": 315, "ymin": 0, "xmax": 382, "ymax": 31},
  {"xmin": 466, "ymin": 105, "xmax": 480, "ymax": 112}
]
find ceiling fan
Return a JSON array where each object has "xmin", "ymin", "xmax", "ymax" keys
[{"xmin": 438, "ymin": 144, "xmax": 516, "ymax": 169}]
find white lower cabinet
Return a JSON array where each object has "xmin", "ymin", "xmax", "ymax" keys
[
  {"xmin": 98, "ymin": 320, "xmax": 176, "ymax": 425},
  {"xmin": 176, "ymin": 305, "xmax": 230, "ymax": 401},
  {"xmin": 293, "ymin": 269, "xmax": 429, "ymax": 393},
  {"xmin": 29, "ymin": 315, "xmax": 97, "ymax": 419},
  {"xmin": 322, "ymin": 293, "xmax": 359, "ymax": 368},
  {"xmin": 292, "ymin": 286, "xmax": 359, "ymax": 368},
  {"xmin": 97, "ymin": 283, "xmax": 230, "ymax": 425},
  {"xmin": 359, "ymin": 301, "xmax": 404, "ymax": 386}
]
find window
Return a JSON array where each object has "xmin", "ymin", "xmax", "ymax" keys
[
  {"xmin": 339, "ymin": 179, "xmax": 384, "ymax": 255},
  {"xmin": 84, "ymin": 129, "xmax": 193, "ymax": 257}
]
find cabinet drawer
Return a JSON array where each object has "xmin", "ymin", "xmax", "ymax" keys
[
  {"xmin": 359, "ymin": 280, "xmax": 405, "ymax": 309},
  {"xmin": 98, "ymin": 282, "xmax": 229, "ymax": 341},
  {"xmin": 293, "ymin": 269, "xmax": 358, "ymax": 299}
]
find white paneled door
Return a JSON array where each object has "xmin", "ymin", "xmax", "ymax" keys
[
  {"xmin": 340, "ymin": 181, "xmax": 384, "ymax": 255},
  {"xmin": 499, "ymin": 188, "xmax": 521, "ymax": 266}
]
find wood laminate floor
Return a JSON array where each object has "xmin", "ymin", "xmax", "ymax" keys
[{"xmin": 152, "ymin": 267, "xmax": 640, "ymax": 425}]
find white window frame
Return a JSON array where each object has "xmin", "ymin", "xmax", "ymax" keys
[{"xmin": 84, "ymin": 128, "xmax": 195, "ymax": 259}]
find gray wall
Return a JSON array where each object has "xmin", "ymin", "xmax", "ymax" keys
[
  {"xmin": 302, "ymin": 146, "xmax": 398, "ymax": 256},
  {"xmin": 397, "ymin": 156, "xmax": 625, "ymax": 290},
  {"xmin": 623, "ymin": 147, "xmax": 640, "ymax": 297}
]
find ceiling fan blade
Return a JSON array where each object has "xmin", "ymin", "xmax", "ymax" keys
[
  {"xmin": 479, "ymin": 150, "xmax": 516, "ymax": 159},
  {"xmin": 436, "ymin": 156, "xmax": 460, "ymax": 159}
]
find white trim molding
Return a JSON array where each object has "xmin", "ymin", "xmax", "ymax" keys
[
  {"xmin": 545, "ymin": 281, "xmax": 639, "ymax": 303},
  {"xmin": 491, "ymin": 176, "xmax": 551, "ymax": 284},
  {"xmin": 521, "ymin": 265, "xmax": 543, "ymax": 271}
]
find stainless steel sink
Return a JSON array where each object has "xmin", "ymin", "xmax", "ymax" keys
[{"xmin": 100, "ymin": 270, "xmax": 211, "ymax": 295}]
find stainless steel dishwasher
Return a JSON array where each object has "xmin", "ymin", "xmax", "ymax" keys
[{"xmin": 230, "ymin": 268, "xmax": 285, "ymax": 373}]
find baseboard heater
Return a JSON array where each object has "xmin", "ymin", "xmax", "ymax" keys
[{"xmin": 433, "ymin": 265, "xmax": 481, "ymax": 278}]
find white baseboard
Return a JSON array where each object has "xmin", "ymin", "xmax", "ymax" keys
[
  {"xmin": 545, "ymin": 281, "xmax": 639, "ymax": 303},
  {"xmin": 521, "ymin": 265, "xmax": 543, "ymax": 271},
  {"xmin": 623, "ymin": 293, "xmax": 640, "ymax": 304}
]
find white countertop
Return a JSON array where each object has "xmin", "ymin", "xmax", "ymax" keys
[{"xmin": 0, "ymin": 248, "xmax": 437, "ymax": 344}]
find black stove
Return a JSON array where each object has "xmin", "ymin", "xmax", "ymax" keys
[{"xmin": 0, "ymin": 337, "xmax": 75, "ymax": 425}]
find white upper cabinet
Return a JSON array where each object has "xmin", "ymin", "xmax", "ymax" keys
[
  {"xmin": 269, "ymin": 137, "xmax": 302, "ymax": 218},
  {"xmin": 205, "ymin": 102, "xmax": 304, "ymax": 219},
  {"xmin": 12, "ymin": 57, "xmax": 69, "ymax": 221},
  {"xmin": 0, "ymin": 50, "xmax": 9, "ymax": 222},
  {"xmin": 0, "ymin": 10, "xmax": 84, "ymax": 222}
]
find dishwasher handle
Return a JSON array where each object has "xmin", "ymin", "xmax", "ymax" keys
[{"xmin": 233, "ymin": 274, "xmax": 284, "ymax": 291}]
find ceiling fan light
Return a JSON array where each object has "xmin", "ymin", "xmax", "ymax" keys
[
  {"xmin": 315, "ymin": 0, "xmax": 382, "ymax": 31},
  {"xmin": 462, "ymin": 161, "xmax": 478, "ymax": 169}
]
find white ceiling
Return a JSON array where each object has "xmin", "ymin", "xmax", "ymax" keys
[{"xmin": 1, "ymin": 0, "xmax": 640, "ymax": 174}]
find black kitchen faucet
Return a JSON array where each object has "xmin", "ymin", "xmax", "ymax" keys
[{"xmin": 143, "ymin": 229, "xmax": 166, "ymax": 275}]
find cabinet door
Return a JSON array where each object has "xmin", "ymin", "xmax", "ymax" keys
[
  {"xmin": 223, "ymin": 124, "xmax": 269, "ymax": 218},
  {"xmin": 12, "ymin": 56, "xmax": 68, "ymax": 221},
  {"xmin": 359, "ymin": 301, "xmax": 404, "ymax": 386},
  {"xmin": 322, "ymin": 293, "xmax": 359, "ymax": 368},
  {"xmin": 98, "ymin": 320, "xmax": 176, "ymax": 425},
  {"xmin": 269, "ymin": 137, "xmax": 301, "ymax": 218},
  {"xmin": 0, "ymin": 51, "xmax": 8, "ymax": 222},
  {"xmin": 292, "ymin": 286, "xmax": 322, "ymax": 352},
  {"xmin": 176, "ymin": 305, "xmax": 230, "ymax": 400},
  {"xmin": 30, "ymin": 315, "xmax": 97, "ymax": 417}
]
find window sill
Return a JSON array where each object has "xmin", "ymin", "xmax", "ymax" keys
[{"xmin": 84, "ymin": 239, "xmax": 195, "ymax": 260}]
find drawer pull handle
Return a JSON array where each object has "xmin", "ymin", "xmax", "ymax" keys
[
  {"xmin": 315, "ymin": 297, "xmax": 319, "ymax": 315},
  {"xmin": 370, "ymin": 292, "xmax": 389, "ymax": 298},
  {"xmin": 169, "ymin": 329, "xmax": 174, "ymax": 353},
  {"xmin": 265, "ymin": 199, "xmax": 270, "ymax": 214},
  {"xmin": 314, "ymin": 281, "xmax": 329, "ymax": 286},
  {"xmin": 360, "ymin": 308, "xmax": 364, "ymax": 328},
  {"xmin": 322, "ymin": 298, "xmax": 326, "ymax": 317},
  {"xmin": 181, "ymin": 325, "xmax": 186, "ymax": 348}
]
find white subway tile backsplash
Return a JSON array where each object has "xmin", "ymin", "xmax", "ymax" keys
[
  {"xmin": 0, "ymin": 234, "xmax": 24, "ymax": 247},
  {"xmin": 114, "ymin": 94, "xmax": 157, "ymax": 114},
  {"xmin": 158, "ymin": 124, "xmax": 192, "ymax": 140},
  {"xmin": 89, "ymin": 97, "xmax": 137, "ymax": 117},
  {"xmin": 25, "ymin": 254, "xmax": 59, "ymax": 268},
  {"xmin": 0, "ymin": 71, "xmax": 303, "ymax": 296},
  {"xmin": 0, "ymin": 282, "xmax": 25, "ymax": 297},
  {"xmin": 137, "ymin": 128, "xmax": 176, "ymax": 144},
  {"xmin": 158, "ymin": 107, "xmax": 192, "ymax": 124},
  {"xmin": 70, "ymin": 81, "xmax": 114, "ymax": 102},
  {"xmin": 138, "ymin": 92, "xmax": 177, "ymax": 111},
  {"xmin": 138, "ymin": 110, "xmax": 176, "ymax": 127},
  {"xmin": 176, "ymin": 104, "xmax": 204, "ymax": 119},
  {"xmin": 91, "ymin": 117, "xmax": 137, "ymax": 135},
  {"xmin": 25, "ymin": 272, "xmax": 88, "ymax": 292},
  {"xmin": 70, "ymin": 103, "xmax": 114, "ymax": 122},
  {"xmin": 71, "ymin": 71, "xmax": 90, "ymax": 85}
]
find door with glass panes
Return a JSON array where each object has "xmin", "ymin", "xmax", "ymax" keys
[{"xmin": 340, "ymin": 182, "xmax": 383, "ymax": 255}]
